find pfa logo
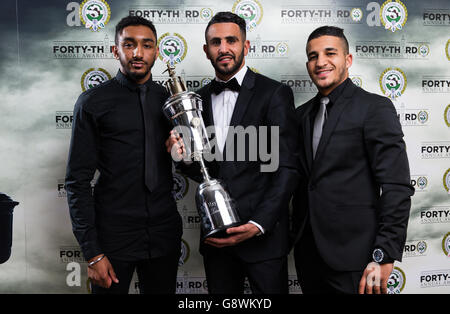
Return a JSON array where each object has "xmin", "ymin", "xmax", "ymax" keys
[
  {"xmin": 158, "ymin": 33, "xmax": 188, "ymax": 66},
  {"xmin": 200, "ymin": 8, "xmax": 213, "ymax": 21},
  {"xmin": 351, "ymin": 8, "xmax": 363, "ymax": 22},
  {"xmin": 444, "ymin": 168, "xmax": 450, "ymax": 193},
  {"xmin": 179, "ymin": 239, "xmax": 190, "ymax": 266},
  {"xmin": 417, "ymin": 111, "xmax": 429, "ymax": 124},
  {"xmin": 380, "ymin": 67, "xmax": 407, "ymax": 100},
  {"xmin": 232, "ymin": 0, "xmax": 263, "ymax": 32},
  {"xmin": 380, "ymin": 0, "xmax": 407, "ymax": 32},
  {"xmin": 415, "ymin": 176, "xmax": 428, "ymax": 190},
  {"xmin": 172, "ymin": 172, "xmax": 189, "ymax": 201},
  {"xmin": 445, "ymin": 104, "xmax": 450, "ymax": 127},
  {"xmin": 81, "ymin": 68, "xmax": 111, "ymax": 92},
  {"xmin": 417, "ymin": 240, "xmax": 427, "ymax": 254},
  {"xmin": 442, "ymin": 232, "xmax": 450, "ymax": 257},
  {"xmin": 79, "ymin": 0, "xmax": 110, "ymax": 32},
  {"xmin": 446, "ymin": 39, "xmax": 450, "ymax": 61},
  {"xmin": 276, "ymin": 42, "xmax": 289, "ymax": 56},
  {"xmin": 351, "ymin": 76, "xmax": 363, "ymax": 88},
  {"xmin": 387, "ymin": 267, "xmax": 406, "ymax": 294},
  {"xmin": 418, "ymin": 44, "xmax": 430, "ymax": 58}
]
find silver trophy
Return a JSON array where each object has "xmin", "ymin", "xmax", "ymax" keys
[{"xmin": 162, "ymin": 64, "xmax": 242, "ymax": 240}]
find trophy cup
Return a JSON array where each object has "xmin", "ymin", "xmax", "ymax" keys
[{"xmin": 162, "ymin": 64, "xmax": 242, "ymax": 240}]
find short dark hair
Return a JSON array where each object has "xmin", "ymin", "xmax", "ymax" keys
[
  {"xmin": 205, "ymin": 11, "xmax": 247, "ymax": 42},
  {"xmin": 115, "ymin": 16, "xmax": 157, "ymax": 45},
  {"xmin": 307, "ymin": 26, "xmax": 349, "ymax": 53}
]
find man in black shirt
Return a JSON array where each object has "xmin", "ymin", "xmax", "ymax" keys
[{"xmin": 65, "ymin": 16, "xmax": 182, "ymax": 294}]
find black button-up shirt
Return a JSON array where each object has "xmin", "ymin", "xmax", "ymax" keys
[{"xmin": 65, "ymin": 70, "xmax": 182, "ymax": 262}]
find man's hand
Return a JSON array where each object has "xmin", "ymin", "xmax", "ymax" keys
[
  {"xmin": 358, "ymin": 262, "xmax": 393, "ymax": 294},
  {"xmin": 204, "ymin": 223, "xmax": 261, "ymax": 248},
  {"xmin": 165, "ymin": 130, "xmax": 186, "ymax": 161},
  {"xmin": 87, "ymin": 254, "xmax": 119, "ymax": 289}
]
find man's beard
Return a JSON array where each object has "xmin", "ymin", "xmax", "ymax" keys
[
  {"xmin": 211, "ymin": 48, "xmax": 245, "ymax": 78},
  {"xmin": 122, "ymin": 58, "xmax": 156, "ymax": 82}
]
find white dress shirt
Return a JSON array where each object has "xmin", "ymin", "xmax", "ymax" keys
[
  {"xmin": 211, "ymin": 66, "xmax": 264, "ymax": 235},
  {"xmin": 211, "ymin": 66, "xmax": 248, "ymax": 152}
]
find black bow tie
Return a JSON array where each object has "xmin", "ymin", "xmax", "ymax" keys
[{"xmin": 210, "ymin": 78, "xmax": 240, "ymax": 95}]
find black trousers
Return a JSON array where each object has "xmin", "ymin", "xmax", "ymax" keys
[
  {"xmin": 294, "ymin": 224, "xmax": 364, "ymax": 294},
  {"xmin": 203, "ymin": 247, "xmax": 288, "ymax": 294},
  {"xmin": 91, "ymin": 252, "xmax": 180, "ymax": 294}
]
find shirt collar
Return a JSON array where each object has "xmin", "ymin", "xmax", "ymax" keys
[
  {"xmin": 215, "ymin": 65, "xmax": 248, "ymax": 86},
  {"xmin": 115, "ymin": 70, "xmax": 153, "ymax": 91},
  {"xmin": 319, "ymin": 78, "xmax": 350, "ymax": 104}
]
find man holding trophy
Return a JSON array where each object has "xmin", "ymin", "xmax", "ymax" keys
[{"xmin": 165, "ymin": 12, "xmax": 299, "ymax": 294}]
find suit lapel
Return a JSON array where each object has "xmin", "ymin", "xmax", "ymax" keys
[
  {"xmin": 301, "ymin": 98, "xmax": 316, "ymax": 172},
  {"xmin": 201, "ymin": 85, "xmax": 214, "ymax": 127},
  {"xmin": 229, "ymin": 69, "xmax": 256, "ymax": 127},
  {"xmin": 312, "ymin": 81, "xmax": 357, "ymax": 172}
]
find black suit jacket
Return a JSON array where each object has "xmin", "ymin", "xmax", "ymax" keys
[
  {"xmin": 179, "ymin": 69, "xmax": 299, "ymax": 263},
  {"xmin": 65, "ymin": 71, "xmax": 182, "ymax": 262},
  {"xmin": 292, "ymin": 80, "xmax": 414, "ymax": 272}
]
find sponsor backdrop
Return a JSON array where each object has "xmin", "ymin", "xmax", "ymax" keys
[{"xmin": 0, "ymin": 0, "xmax": 449, "ymax": 294}]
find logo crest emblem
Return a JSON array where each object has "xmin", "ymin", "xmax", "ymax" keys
[
  {"xmin": 444, "ymin": 104, "xmax": 450, "ymax": 127},
  {"xmin": 232, "ymin": 0, "xmax": 263, "ymax": 32},
  {"xmin": 418, "ymin": 44, "xmax": 430, "ymax": 57},
  {"xmin": 418, "ymin": 111, "xmax": 429, "ymax": 124},
  {"xmin": 200, "ymin": 8, "xmax": 213, "ymax": 21},
  {"xmin": 416, "ymin": 176, "xmax": 428, "ymax": 190},
  {"xmin": 158, "ymin": 33, "xmax": 188, "ymax": 66},
  {"xmin": 201, "ymin": 78, "xmax": 212, "ymax": 88},
  {"xmin": 417, "ymin": 240, "xmax": 427, "ymax": 254},
  {"xmin": 380, "ymin": 67, "xmax": 407, "ymax": 100},
  {"xmin": 351, "ymin": 76, "xmax": 363, "ymax": 88},
  {"xmin": 172, "ymin": 172, "xmax": 189, "ymax": 201},
  {"xmin": 179, "ymin": 239, "xmax": 190, "ymax": 266},
  {"xmin": 446, "ymin": 39, "xmax": 450, "ymax": 61},
  {"xmin": 444, "ymin": 168, "xmax": 450, "ymax": 193},
  {"xmin": 81, "ymin": 68, "xmax": 111, "ymax": 92},
  {"xmin": 79, "ymin": 0, "xmax": 111, "ymax": 32},
  {"xmin": 351, "ymin": 8, "xmax": 363, "ymax": 22},
  {"xmin": 387, "ymin": 267, "xmax": 406, "ymax": 294},
  {"xmin": 380, "ymin": 0, "xmax": 408, "ymax": 32},
  {"xmin": 276, "ymin": 42, "xmax": 289, "ymax": 56},
  {"xmin": 442, "ymin": 232, "xmax": 450, "ymax": 257}
]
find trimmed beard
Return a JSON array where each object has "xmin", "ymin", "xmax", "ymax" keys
[{"xmin": 211, "ymin": 47, "xmax": 245, "ymax": 78}]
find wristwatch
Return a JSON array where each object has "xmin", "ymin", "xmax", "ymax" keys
[{"xmin": 372, "ymin": 248, "xmax": 394, "ymax": 264}]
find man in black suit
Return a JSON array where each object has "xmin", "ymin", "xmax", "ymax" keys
[
  {"xmin": 291, "ymin": 26, "xmax": 414, "ymax": 294},
  {"xmin": 65, "ymin": 16, "xmax": 182, "ymax": 294},
  {"xmin": 167, "ymin": 12, "xmax": 298, "ymax": 294}
]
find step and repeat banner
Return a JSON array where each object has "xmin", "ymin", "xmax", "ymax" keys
[{"xmin": 0, "ymin": 0, "xmax": 449, "ymax": 293}]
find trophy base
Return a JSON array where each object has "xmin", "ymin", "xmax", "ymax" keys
[{"xmin": 202, "ymin": 222, "xmax": 243, "ymax": 241}]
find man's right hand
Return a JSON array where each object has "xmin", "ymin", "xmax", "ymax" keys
[
  {"xmin": 87, "ymin": 254, "xmax": 119, "ymax": 289},
  {"xmin": 165, "ymin": 130, "xmax": 187, "ymax": 161}
]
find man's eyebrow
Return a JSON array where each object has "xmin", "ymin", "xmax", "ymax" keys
[
  {"xmin": 122, "ymin": 37, "xmax": 155, "ymax": 43},
  {"xmin": 209, "ymin": 35, "xmax": 239, "ymax": 42},
  {"xmin": 307, "ymin": 47, "xmax": 338, "ymax": 57}
]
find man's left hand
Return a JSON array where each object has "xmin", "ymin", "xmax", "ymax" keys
[
  {"xmin": 358, "ymin": 262, "xmax": 394, "ymax": 294},
  {"xmin": 204, "ymin": 223, "xmax": 260, "ymax": 248}
]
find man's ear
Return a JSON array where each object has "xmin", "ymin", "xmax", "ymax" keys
[
  {"xmin": 203, "ymin": 44, "xmax": 211, "ymax": 60},
  {"xmin": 346, "ymin": 53, "xmax": 353, "ymax": 69},
  {"xmin": 243, "ymin": 39, "xmax": 250, "ymax": 57},
  {"xmin": 112, "ymin": 45, "xmax": 119, "ymax": 60}
]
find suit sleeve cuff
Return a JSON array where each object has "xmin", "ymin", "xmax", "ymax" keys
[{"xmin": 248, "ymin": 220, "xmax": 264, "ymax": 236}]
